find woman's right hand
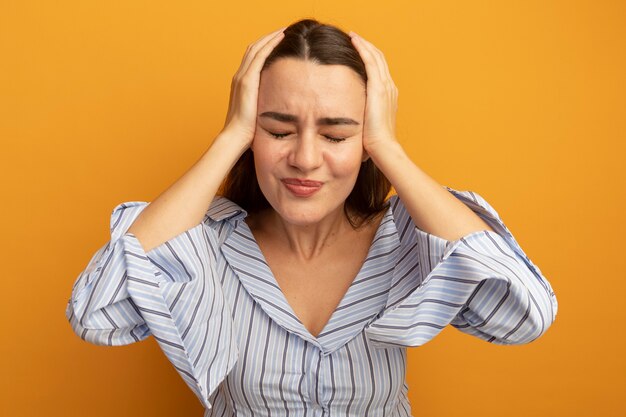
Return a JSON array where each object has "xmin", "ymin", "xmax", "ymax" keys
[{"xmin": 221, "ymin": 27, "xmax": 286, "ymax": 145}]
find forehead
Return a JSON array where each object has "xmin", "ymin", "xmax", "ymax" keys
[{"xmin": 258, "ymin": 58, "xmax": 365, "ymax": 115}]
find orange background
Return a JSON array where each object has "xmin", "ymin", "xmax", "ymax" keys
[{"xmin": 2, "ymin": 1, "xmax": 624, "ymax": 416}]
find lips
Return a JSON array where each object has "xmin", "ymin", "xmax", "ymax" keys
[
  {"xmin": 281, "ymin": 178, "xmax": 324, "ymax": 187},
  {"xmin": 281, "ymin": 178, "xmax": 323, "ymax": 197}
]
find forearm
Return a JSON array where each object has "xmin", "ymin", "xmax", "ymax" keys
[
  {"xmin": 368, "ymin": 140, "xmax": 494, "ymax": 241},
  {"xmin": 127, "ymin": 130, "xmax": 249, "ymax": 253}
]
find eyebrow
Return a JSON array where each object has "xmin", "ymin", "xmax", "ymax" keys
[{"xmin": 259, "ymin": 111, "xmax": 360, "ymax": 126}]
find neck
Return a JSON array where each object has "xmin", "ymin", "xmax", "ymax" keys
[{"xmin": 253, "ymin": 205, "xmax": 354, "ymax": 262}]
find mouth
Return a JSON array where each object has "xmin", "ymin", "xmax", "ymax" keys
[{"xmin": 281, "ymin": 178, "xmax": 323, "ymax": 197}]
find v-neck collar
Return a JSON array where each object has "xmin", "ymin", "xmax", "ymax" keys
[{"xmin": 219, "ymin": 200, "xmax": 401, "ymax": 354}]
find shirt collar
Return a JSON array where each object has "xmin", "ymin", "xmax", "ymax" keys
[
  {"xmin": 205, "ymin": 196, "xmax": 248, "ymax": 223},
  {"xmin": 220, "ymin": 199, "xmax": 400, "ymax": 354}
]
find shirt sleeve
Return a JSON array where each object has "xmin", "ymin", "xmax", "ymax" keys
[
  {"xmin": 65, "ymin": 201, "xmax": 239, "ymax": 410},
  {"xmin": 364, "ymin": 186, "xmax": 559, "ymax": 348}
]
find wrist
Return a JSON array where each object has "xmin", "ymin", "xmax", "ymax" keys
[
  {"xmin": 365, "ymin": 137, "xmax": 405, "ymax": 162},
  {"xmin": 210, "ymin": 128, "xmax": 251, "ymax": 156}
]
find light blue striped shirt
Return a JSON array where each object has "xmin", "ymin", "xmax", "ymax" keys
[{"xmin": 66, "ymin": 186, "xmax": 558, "ymax": 416}]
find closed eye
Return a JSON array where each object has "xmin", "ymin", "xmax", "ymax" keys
[
  {"xmin": 324, "ymin": 135, "xmax": 346, "ymax": 143},
  {"xmin": 268, "ymin": 131, "xmax": 346, "ymax": 143},
  {"xmin": 269, "ymin": 132, "xmax": 290, "ymax": 139}
]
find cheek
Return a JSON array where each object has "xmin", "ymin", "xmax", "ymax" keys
[
  {"xmin": 253, "ymin": 151, "xmax": 273, "ymax": 182},
  {"xmin": 326, "ymin": 146, "xmax": 364, "ymax": 179},
  {"xmin": 252, "ymin": 139, "xmax": 286, "ymax": 178}
]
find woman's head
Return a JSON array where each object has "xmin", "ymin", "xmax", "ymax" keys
[
  {"xmin": 220, "ymin": 19, "xmax": 391, "ymax": 228},
  {"xmin": 262, "ymin": 19, "xmax": 367, "ymax": 85}
]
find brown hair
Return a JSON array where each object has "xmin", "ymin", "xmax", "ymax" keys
[{"xmin": 219, "ymin": 18, "xmax": 392, "ymax": 228}]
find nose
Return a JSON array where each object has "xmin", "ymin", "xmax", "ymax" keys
[{"xmin": 288, "ymin": 132, "xmax": 323, "ymax": 172}]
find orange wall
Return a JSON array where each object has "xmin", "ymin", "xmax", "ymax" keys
[{"xmin": 2, "ymin": 1, "xmax": 624, "ymax": 416}]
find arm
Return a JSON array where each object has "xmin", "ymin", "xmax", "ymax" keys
[
  {"xmin": 126, "ymin": 27, "xmax": 286, "ymax": 253},
  {"xmin": 67, "ymin": 25, "xmax": 286, "ymax": 339},
  {"xmin": 66, "ymin": 122, "xmax": 250, "ymax": 345},
  {"xmin": 350, "ymin": 32, "xmax": 557, "ymax": 346},
  {"xmin": 66, "ymin": 27, "xmax": 286, "ymax": 409},
  {"xmin": 365, "ymin": 191, "xmax": 559, "ymax": 347},
  {"xmin": 364, "ymin": 144, "xmax": 558, "ymax": 346},
  {"xmin": 368, "ymin": 140, "xmax": 495, "ymax": 241},
  {"xmin": 348, "ymin": 32, "xmax": 493, "ymax": 241},
  {"xmin": 66, "ymin": 199, "xmax": 240, "ymax": 408},
  {"xmin": 126, "ymin": 130, "xmax": 248, "ymax": 253}
]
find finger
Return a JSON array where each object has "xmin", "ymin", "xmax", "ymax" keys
[
  {"xmin": 372, "ymin": 45, "xmax": 394, "ymax": 87},
  {"xmin": 245, "ymin": 27, "xmax": 286, "ymax": 60},
  {"xmin": 350, "ymin": 33, "xmax": 398, "ymax": 136},
  {"xmin": 350, "ymin": 33, "xmax": 383, "ymax": 86},
  {"xmin": 238, "ymin": 27, "xmax": 286, "ymax": 76},
  {"xmin": 230, "ymin": 29, "xmax": 285, "ymax": 123},
  {"xmin": 351, "ymin": 34, "xmax": 389, "ymax": 87},
  {"xmin": 239, "ymin": 28, "xmax": 285, "ymax": 76},
  {"xmin": 227, "ymin": 29, "xmax": 284, "ymax": 122},
  {"xmin": 243, "ymin": 29, "xmax": 286, "ymax": 77},
  {"xmin": 352, "ymin": 34, "xmax": 387, "ymax": 92},
  {"xmin": 351, "ymin": 33, "xmax": 398, "ymax": 117},
  {"xmin": 230, "ymin": 29, "xmax": 284, "ymax": 119}
]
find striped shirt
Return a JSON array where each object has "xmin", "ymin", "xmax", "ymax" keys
[{"xmin": 66, "ymin": 186, "xmax": 558, "ymax": 416}]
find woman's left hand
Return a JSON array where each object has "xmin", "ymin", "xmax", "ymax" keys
[{"xmin": 349, "ymin": 31, "xmax": 399, "ymax": 156}]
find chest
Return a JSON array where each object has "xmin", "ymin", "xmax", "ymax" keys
[
  {"xmin": 208, "ymin": 213, "xmax": 416, "ymax": 417},
  {"xmin": 265, "ymin": 245, "xmax": 369, "ymax": 338},
  {"xmin": 242, "ymin": 216, "xmax": 382, "ymax": 339},
  {"xmin": 210, "ymin": 257, "xmax": 409, "ymax": 416}
]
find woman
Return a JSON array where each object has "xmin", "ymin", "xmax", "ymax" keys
[{"xmin": 66, "ymin": 19, "xmax": 558, "ymax": 416}]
